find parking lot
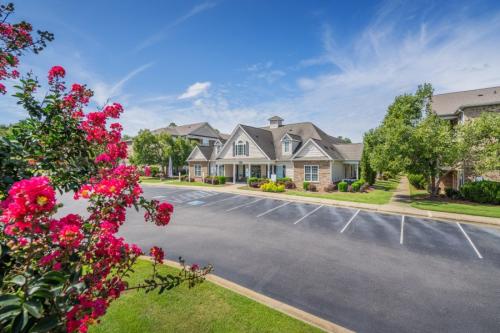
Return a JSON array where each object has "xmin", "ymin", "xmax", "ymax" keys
[{"xmin": 60, "ymin": 186, "xmax": 500, "ymax": 332}]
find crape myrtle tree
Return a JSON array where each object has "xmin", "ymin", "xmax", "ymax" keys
[
  {"xmin": 0, "ymin": 4, "xmax": 211, "ymax": 332},
  {"xmin": 0, "ymin": 67, "xmax": 212, "ymax": 333},
  {"xmin": 366, "ymin": 84, "xmax": 458, "ymax": 196}
]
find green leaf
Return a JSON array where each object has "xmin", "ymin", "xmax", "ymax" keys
[
  {"xmin": 8, "ymin": 275, "xmax": 26, "ymax": 286},
  {"xmin": 0, "ymin": 304, "xmax": 21, "ymax": 322},
  {"xmin": 0, "ymin": 294, "xmax": 21, "ymax": 307},
  {"xmin": 23, "ymin": 300, "xmax": 43, "ymax": 319},
  {"xmin": 29, "ymin": 314, "xmax": 59, "ymax": 333}
]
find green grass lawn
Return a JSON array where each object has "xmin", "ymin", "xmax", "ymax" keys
[
  {"xmin": 140, "ymin": 177, "xmax": 225, "ymax": 187},
  {"xmin": 239, "ymin": 178, "xmax": 400, "ymax": 205},
  {"xmin": 90, "ymin": 260, "xmax": 322, "ymax": 333},
  {"xmin": 408, "ymin": 183, "xmax": 500, "ymax": 218},
  {"xmin": 410, "ymin": 200, "xmax": 500, "ymax": 218}
]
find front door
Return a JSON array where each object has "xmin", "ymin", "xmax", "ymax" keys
[
  {"xmin": 251, "ymin": 165, "xmax": 261, "ymax": 178},
  {"xmin": 236, "ymin": 165, "xmax": 246, "ymax": 182}
]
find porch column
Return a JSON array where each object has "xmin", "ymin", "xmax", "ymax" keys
[
  {"xmin": 188, "ymin": 164, "xmax": 191, "ymax": 180},
  {"xmin": 233, "ymin": 163, "xmax": 236, "ymax": 184},
  {"xmin": 248, "ymin": 163, "xmax": 251, "ymax": 179},
  {"xmin": 356, "ymin": 163, "xmax": 359, "ymax": 180}
]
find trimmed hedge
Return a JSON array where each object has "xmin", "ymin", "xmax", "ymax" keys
[
  {"xmin": 338, "ymin": 181, "xmax": 348, "ymax": 192},
  {"xmin": 459, "ymin": 180, "xmax": 500, "ymax": 204},
  {"xmin": 408, "ymin": 174, "xmax": 427, "ymax": 190}
]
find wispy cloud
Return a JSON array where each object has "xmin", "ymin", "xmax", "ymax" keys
[
  {"xmin": 92, "ymin": 62, "xmax": 154, "ymax": 105},
  {"xmin": 178, "ymin": 81, "xmax": 211, "ymax": 99},
  {"xmin": 135, "ymin": 2, "xmax": 217, "ymax": 51}
]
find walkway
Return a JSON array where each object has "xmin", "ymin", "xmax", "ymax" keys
[{"xmin": 390, "ymin": 176, "xmax": 411, "ymax": 205}]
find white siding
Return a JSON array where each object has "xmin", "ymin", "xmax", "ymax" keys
[
  {"xmin": 189, "ymin": 147, "xmax": 207, "ymax": 161},
  {"xmin": 218, "ymin": 128, "xmax": 266, "ymax": 160},
  {"xmin": 332, "ymin": 161, "xmax": 344, "ymax": 182},
  {"xmin": 294, "ymin": 141, "xmax": 328, "ymax": 160}
]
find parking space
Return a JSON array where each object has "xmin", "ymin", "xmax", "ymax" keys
[{"xmin": 61, "ymin": 186, "xmax": 500, "ymax": 332}]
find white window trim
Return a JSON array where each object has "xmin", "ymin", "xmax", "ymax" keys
[
  {"xmin": 304, "ymin": 165, "xmax": 319, "ymax": 182},
  {"xmin": 236, "ymin": 140, "xmax": 245, "ymax": 156},
  {"xmin": 283, "ymin": 140, "xmax": 290, "ymax": 153},
  {"xmin": 194, "ymin": 164, "xmax": 202, "ymax": 177}
]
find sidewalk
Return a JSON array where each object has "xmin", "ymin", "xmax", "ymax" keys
[
  {"xmin": 143, "ymin": 182, "xmax": 500, "ymax": 227},
  {"xmin": 390, "ymin": 176, "xmax": 411, "ymax": 205}
]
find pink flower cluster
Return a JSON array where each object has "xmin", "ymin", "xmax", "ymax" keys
[
  {"xmin": 150, "ymin": 246, "xmax": 165, "ymax": 263},
  {"xmin": 0, "ymin": 21, "xmax": 32, "ymax": 93},
  {"xmin": 0, "ymin": 66, "xmax": 175, "ymax": 333}
]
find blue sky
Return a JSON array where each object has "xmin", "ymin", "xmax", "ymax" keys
[{"xmin": 2, "ymin": 0, "xmax": 500, "ymax": 141}]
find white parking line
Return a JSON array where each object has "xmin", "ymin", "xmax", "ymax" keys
[
  {"xmin": 226, "ymin": 198, "xmax": 264, "ymax": 212},
  {"xmin": 293, "ymin": 205, "xmax": 323, "ymax": 225},
  {"xmin": 202, "ymin": 194, "xmax": 240, "ymax": 207},
  {"xmin": 256, "ymin": 201, "xmax": 290, "ymax": 218},
  {"xmin": 456, "ymin": 222, "xmax": 483, "ymax": 259},
  {"xmin": 400, "ymin": 215, "xmax": 405, "ymax": 244},
  {"xmin": 340, "ymin": 209, "xmax": 360, "ymax": 233}
]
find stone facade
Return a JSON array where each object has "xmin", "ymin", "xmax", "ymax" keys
[
  {"xmin": 188, "ymin": 161, "xmax": 208, "ymax": 181},
  {"xmin": 293, "ymin": 160, "xmax": 331, "ymax": 190},
  {"xmin": 462, "ymin": 104, "xmax": 500, "ymax": 121}
]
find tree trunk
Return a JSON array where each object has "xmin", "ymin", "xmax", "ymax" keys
[{"xmin": 429, "ymin": 175, "xmax": 437, "ymax": 197}]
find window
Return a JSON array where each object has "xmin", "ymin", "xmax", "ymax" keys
[
  {"xmin": 194, "ymin": 164, "xmax": 202, "ymax": 177},
  {"xmin": 218, "ymin": 165, "xmax": 224, "ymax": 176},
  {"xmin": 304, "ymin": 165, "xmax": 319, "ymax": 182},
  {"xmin": 236, "ymin": 140, "xmax": 245, "ymax": 156},
  {"xmin": 215, "ymin": 143, "xmax": 221, "ymax": 154},
  {"xmin": 284, "ymin": 140, "xmax": 290, "ymax": 153},
  {"xmin": 202, "ymin": 138, "xmax": 209, "ymax": 146}
]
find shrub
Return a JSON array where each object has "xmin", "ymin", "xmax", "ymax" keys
[
  {"xmin": 351, "ymin": 181, "xmax": 361, "ymax": 192},
  {"xmin": 149, "ymin": 165, "xmax": 160, "ymax": 177},
  {"xmin": 324, "ymin": 183, "xmax": 337, "ymax": 192},
  {"xmin": 338, "ymin": 181, "xmax": 348, "ymax": 192},
  {"xmin": 308, "ymin": 184, "xmax": 317, "ymax": 192},
  {"xmin": 303, "ymin": 181, "xmax": 310, "ymax": 191},
  {"xmin": 408, "ymin": 174, "xmax": 427, "ymax": 190},
  {"xmin": 260, "ymin": 181, "xmax": 285, "ymax": 193},
  {"xmin": 284, "ymin": 180, "xmax": 296, "ymax": 189},
  {"xmin": 277, "ymin": 177, "xmax": 292, "ymax": 185},
  {"xmin": 445, "ymin": 187, "xmax": 461, "ymax": 200},
  {"xmin": 459, "ymin": 180, "xmax": 500, "ymax": 204},
  {"xmin": 204, "ymin": 176, "xmax": 219, "ymax": 185},
  {"xmin": 248, "ymin": 177, "xmax": 259, "ymax": 184},
  {"xmin": 248, "ymin": 177, "xmax": 268, "ymax": 188},
  {"xmin": 217, "ymin": 176, "xmax": 226, "ymax": 184}
]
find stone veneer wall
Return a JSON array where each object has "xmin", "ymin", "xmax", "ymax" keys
[
  {"xmin": 293, "ymin": 160, "xmax": 331, "ymax": 190},
  {"xmin": 462, "ymin": 104, "xmax": 499, "ymax": 121},
  {"xmin": 188, "ymin": 161, "xmax": 208, "ymax": 181}
]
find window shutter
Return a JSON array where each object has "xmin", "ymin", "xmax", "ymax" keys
[
  {"xmin": 245, "ymin": 141, "xmax": 249, "ymax": 156},
  {"xmin": 232, "ymin": 142, "xmax": 236, "ymax": 156}
]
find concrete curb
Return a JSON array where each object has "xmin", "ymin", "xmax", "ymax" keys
[
  {"xmin": 142, "ymin": 182, "xmax": 500, "ymax": 228},
  {"xmin": 140, "ymin": 256, "xmax": 353, "ymax": 333}
]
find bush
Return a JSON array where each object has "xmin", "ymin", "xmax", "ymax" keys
[
  {"xmin": 204, "ymin": 176, "xmax": 219, "ymax": 185},
  {"xmin": 338, "ymin": 181, "xmax": 348, "ymax": 192},
  {"xmin": 408, "ymin": 174, "xmax": 427, "ymax": 190},
  {"xmin": 324, "ymin": 183, "xmax": 337, "ymax": 192},
  {"xmin": 277, "ymin": 177, "xmax": 292, "ymax": 185},
  {"xmin": 459, "ymin": 180, "xmax": 500, "ymax": 204},
  {"xmin": 308, "ymin": 184, "xmax": 317, "ymax": 192},
  {"xmin": 351, "ymin": 181, "xmax": 361, "ymax": 192},
  {"xmin": 150, "ymin": 166, "xmax": 160, "ymax": 177},
  {"xmin": 248, "ymin": 177, "xmax": 268, "ymax": 188},
  {"xmin": 217, "ymin": 176, "xmax": 226, "ymax": 184},
  {"xmin": 303, "ymin": 181, "xmax": 310, "ymax": 191},
  {"xmin": 284, "ymin": 180, "xmax": 296, "ymax": 189},
  {"xmin": 260, "ymin": 181, "xmax": 285, "ymax": 193},
  {"xmin": 445, "ymin": 187, "xmax": 461, "ymax": 200}
]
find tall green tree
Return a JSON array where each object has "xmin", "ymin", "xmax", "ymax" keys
[
  {"xmin": 171, "ymin": 138, "xmax": 194, "ymax": 171},
  {"xmin": 157, "ymin": 132, "xmax": 174, "ymax": 176},
  {"xmin": 130, "ymin": 129, "xmax": 160, "ymax": 166},
  {"xmin": 360, "ymin": 129, "xmax": 377, "ymax": 184},
  {"xmin": 456, "ymin": 112, "xmax": 500, "ymax": 176}
]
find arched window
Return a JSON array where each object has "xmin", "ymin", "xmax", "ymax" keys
[{"xmin": 236, "ymin": 140, "xmax": 245, "ymax": 156}]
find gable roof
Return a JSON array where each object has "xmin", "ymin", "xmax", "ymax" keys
[
  {"xmin": 333, "ymin": 143, "xmax": 363, "ymax": 161},
  {"xmin": 432, "ymin": 86, "xmax": 500, "ymax": 116},
  {"xmin": 187, "ymin": 145, "xmax": 213, "ymax": 161},
  {"xmin": 239, "ymin": 125, "xmax": 276, "ymax": 159},
  {"xmin": 152, "ymin": 122, "xmax": 221, "ymax": 139}
]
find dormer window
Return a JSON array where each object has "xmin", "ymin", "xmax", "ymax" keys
[
  {"xmin": 215, "ymin": 141, "xmax": 222, "ymax": 154},
  {"xmin": 236, "ymin": 140, "xmax": 246, "ymax": 156},
  {"xmin": 284, "ymin": 140, "xmax": 290, "ymax": 153}
]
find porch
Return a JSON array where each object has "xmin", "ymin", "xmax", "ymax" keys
[{"xmin": 211, "ymin": 162, "xmax": 281, "ymax": 184}]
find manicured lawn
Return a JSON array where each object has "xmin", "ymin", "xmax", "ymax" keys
[
  {"xmin": 140, "ymin": 177, "xmax": 225, "ymax": 187},
  {"xmin": 410, "ymin": 200, "xmax": 500, "ymax": 218},
  {"xmin": 90, "ymin": 260, "xmax": 322, "ymax": 333},
  {"xmin": 286, "ymin": 188, "xmax": 394, "ymax": 205},
  {"xmin": 408, "ymin": 183, "xmax": 500, "ymax": 218},
  {"xmin": 240, "ymin": 178, "xmax": 400, "ymax": 205}
]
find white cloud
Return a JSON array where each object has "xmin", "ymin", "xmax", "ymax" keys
[
  {"xmin": 136, "ymin": 2, "xmax": 217, "ymax": 51},
  {"xmin": 178, "ymin": 81, "xmax": 211, "ymax": 99}
]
